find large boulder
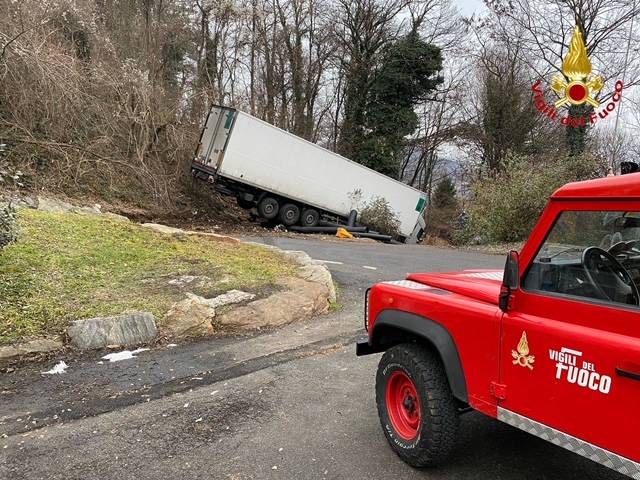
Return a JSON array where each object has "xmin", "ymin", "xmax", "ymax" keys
[
  {"xmin": 215, "ymin": 277, "xmax": 329, "ymax": 329},
  {"xmin": 141, "ymin": 223, "xmax": 184, "ymax": 235},
  {"xmin": 37, "ymin": 196, "xmax": 75, "ymax": 213},
  {"xmin": 283, "ymin": 250, "xmax": 336, "ymax": 303},
  {"xmin": 67, "ymin": 312, "xmax": 157, "ymax": 350},
  {"xmin": 162, "ymin": 296, "xmax": 216, "ymax": 337},
  {"xmin": 297, "ymin": 263, "xmax": 336, "ymax": 303},
  {"xmin": 3, "ymin": 195, "xmax": 37, "ymax": 210},
  {"xmin": 103, "ymin": 212, "xmax": 130, "ymax": 222},
  {"xmin": 282, "ymin": 250, "xmax": 314, "ymax": 265},
  {"xmin": 185, "ymin": 231, "xmax": 240, "ymax": 244},
  {"xmin": 199, "ymin": 289, "xmax": 255, "ymax": 308},
  {"xmin": 71, "ymin": 204, "xmax": 102, "ymax": 215},
  {"xmin": 162, "ymin": 290, "xmax": 255, "ymax": 337}
]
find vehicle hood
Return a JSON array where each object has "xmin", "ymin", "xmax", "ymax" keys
[{"xmin": 407, "ymin": 269, "xmax": 504, "ymax": 305}]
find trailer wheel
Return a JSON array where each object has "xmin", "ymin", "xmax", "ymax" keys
[
  {"xmin": 300, "ymin": 208, "xmax": 320, "ymax": 227},
  {"xmin": 258, "ymin": 197, "xmax": 279, "ymax": 220},
  {"xmin": 279, "ymin": 203, "xmax": 300, "ymax": 226},
  {"xmin": 237, "ymin": 198, "xmax": 255, "ymax": 210}
]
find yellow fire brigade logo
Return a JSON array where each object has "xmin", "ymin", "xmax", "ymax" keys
[
  {"xmin": 550, "ymin": 26, "xmax": 604, "ymax": 108},
  {"xmin": 512, "ymin": 332, "xmax": 535, "ymax": 370}
]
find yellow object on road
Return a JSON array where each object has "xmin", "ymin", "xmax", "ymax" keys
[{"xmin": 336, "ymin": 227, "xmax": 354, "ymax": 239}]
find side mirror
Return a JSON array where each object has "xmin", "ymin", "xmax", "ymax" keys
[{"xmin": 499, "ymin": 250, "xmax": 519, "ymax": 311}]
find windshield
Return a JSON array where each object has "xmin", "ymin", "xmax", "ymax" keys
[
  {"xmin": 536, "ymin": 211, "xmax": 640, "ymax": 263},
  {"xmin": 525, "ymin": 210, "xmax": 640, "ymax": 307}
]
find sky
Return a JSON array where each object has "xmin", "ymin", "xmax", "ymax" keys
[{"xmin": 455, "ymin": 0, "xmax": 486, "ymax": 16}]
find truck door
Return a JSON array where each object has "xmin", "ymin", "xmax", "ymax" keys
[{"xmin": 499, "ymin": 206, "xmax": 640, "ymax": 467}]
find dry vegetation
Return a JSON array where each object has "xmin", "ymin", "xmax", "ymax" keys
[
  {"xmin": 0, "ymin": 0, "xmax": 464, "ymax": 217},
  {"xmin": 1, "ymin": 1, "xmax": 201, "ymax": 213},
  {"xmin": 2, "ymin": 0, "xmax": 639, "ymax": 240}
]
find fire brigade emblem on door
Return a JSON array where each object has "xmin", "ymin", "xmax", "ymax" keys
[{"xmin": 512, "ymin": 332, "xmax": 535, "ymax": 370}]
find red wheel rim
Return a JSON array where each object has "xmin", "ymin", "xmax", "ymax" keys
[{"xmin": 386, "ymin": 370, "xmax": 421, "ymax": 441}]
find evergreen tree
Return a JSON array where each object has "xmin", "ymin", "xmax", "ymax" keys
[
  {"xmin": 350, "ymin": 31, "xmax": 443, "ymax": 178},
  {"xmin": 426, "ymin": 175, "xmax": 459, "ymax": 242},
  {"xmin": 432, "ymin": 176, "xmax": 458, "ymax": 209}
]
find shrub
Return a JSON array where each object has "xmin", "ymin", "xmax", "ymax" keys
[
  {"xmin": 426, "ymin": 205, "xmax": 459, "ymax": 242},
  {"xmin": 359, "ymin": 196, "xmax": 401, "ymax": 237},
  {"xmin": 460, "ymin": 154, "xmax": 599, "ymax": 243},
  {"xmin": 426, "ymin": 176, "xmax": 460, "ymax": 242},
  {"xmin": 0, "ymin": 203, "xmax": 18, "ymax": 249}
]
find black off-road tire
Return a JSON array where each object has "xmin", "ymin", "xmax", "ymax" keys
[
  {"xmin": 258, "ymin": 196, "xmax": 279, "ymax": 220},
  {"xmin": 279, "ymin": 203, "xmax": 300, "ymax": 226},
  {"xmin": 376, "ymin": 343, "xmax": 459, "ymax": 467}
]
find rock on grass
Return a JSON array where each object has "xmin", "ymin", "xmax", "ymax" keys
[
  {"xmin": 215, "ymin": 277, "xmax": 329, "ymax": 329},
  {"xmin": 67, "ymin": 312, "xmax": 157, "ymax": 350}
]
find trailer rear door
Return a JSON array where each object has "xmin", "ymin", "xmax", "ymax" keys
[{"xmin": 196, "ymin": 106, "xmax": 236, "ymax": 170}]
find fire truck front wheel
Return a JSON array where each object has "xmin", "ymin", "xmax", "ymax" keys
[{"xmin": 375, "ymin": 343, "xmax": 459, "ymax": 467}]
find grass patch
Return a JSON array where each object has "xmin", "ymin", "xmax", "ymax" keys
[
  {"xmin": 0, "ymin": 209, "xmax": 296, "ymax": 344},
  {"xmin": 328, "ymin": 301, "xmax": 341, "ymax": 312},
  {"xmin": 329, "ymin": 281, "xmax": 342, "ymax": 311}
]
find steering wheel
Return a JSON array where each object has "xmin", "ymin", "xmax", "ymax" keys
[{"xmin": 582, "ymin": 246, "xmax": 640, "ymax": 305}]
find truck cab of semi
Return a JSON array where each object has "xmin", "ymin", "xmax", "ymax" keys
[{"xmin": 357, "ymin": 173, "xmax": 640, "ymax": 478}]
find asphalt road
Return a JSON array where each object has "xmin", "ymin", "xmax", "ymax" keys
[
  {"xmin": 0, "ymin": 237, "xmax": 626, "ymax": 480},
  {"xmin": 242, "ymin": 236, "xmax": 505, "ymax": 289}
]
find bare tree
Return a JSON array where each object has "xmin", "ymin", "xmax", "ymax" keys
[
  {"xmin": 485, "ymin": 0, "xmax": 640, "ymax": 93},
  {"xmin": 400, "ymin": 60, "xmax": 468, "ymax": 192},
  {"xmin": 273, "ymin": 0, "xmax": 332, "ymax": 138}
]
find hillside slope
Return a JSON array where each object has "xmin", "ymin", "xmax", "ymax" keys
[{"xmin": 0, "ymin": 209, "xmax": 295, "ymax": 343}]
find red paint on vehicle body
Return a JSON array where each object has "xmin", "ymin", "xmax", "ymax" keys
[
  {"xmin": 368, "ymin": 281, "xmax": 502, "ymax": 416},
  {"xmin": 408, "ymin": 271, "xmax": 502, "ymax": 305}
]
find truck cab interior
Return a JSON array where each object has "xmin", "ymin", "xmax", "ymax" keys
[{"xmin": 524, "ymin": 211, "xmax": 640, "ymax": 307}]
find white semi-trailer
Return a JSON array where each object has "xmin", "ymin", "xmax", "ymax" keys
[{"xmin": 192, "ymin": 106, "xmax": 427, "ymax": 242}]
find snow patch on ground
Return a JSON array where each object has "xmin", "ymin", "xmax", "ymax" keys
[
  {"xmin": 101, "ymin": 348, "xmax": 149, "ymax": 363},
  {"xmin": 41, "ymin": 361, "xmax": 68, "ymax": 375}
]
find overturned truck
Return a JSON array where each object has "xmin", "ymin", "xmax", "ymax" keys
[{"xmin": 192, "ymin": 106, "xmax": 427, "ymax": 243}]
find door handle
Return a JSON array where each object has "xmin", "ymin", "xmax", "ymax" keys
[{"xmin": 616, "ymin": 367, "xmax": 640, "ymax": 381}]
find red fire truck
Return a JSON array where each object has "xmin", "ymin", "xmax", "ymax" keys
[{"xmin": 358, "ymin": 173, "xmax": 640, "ymax": 478}]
